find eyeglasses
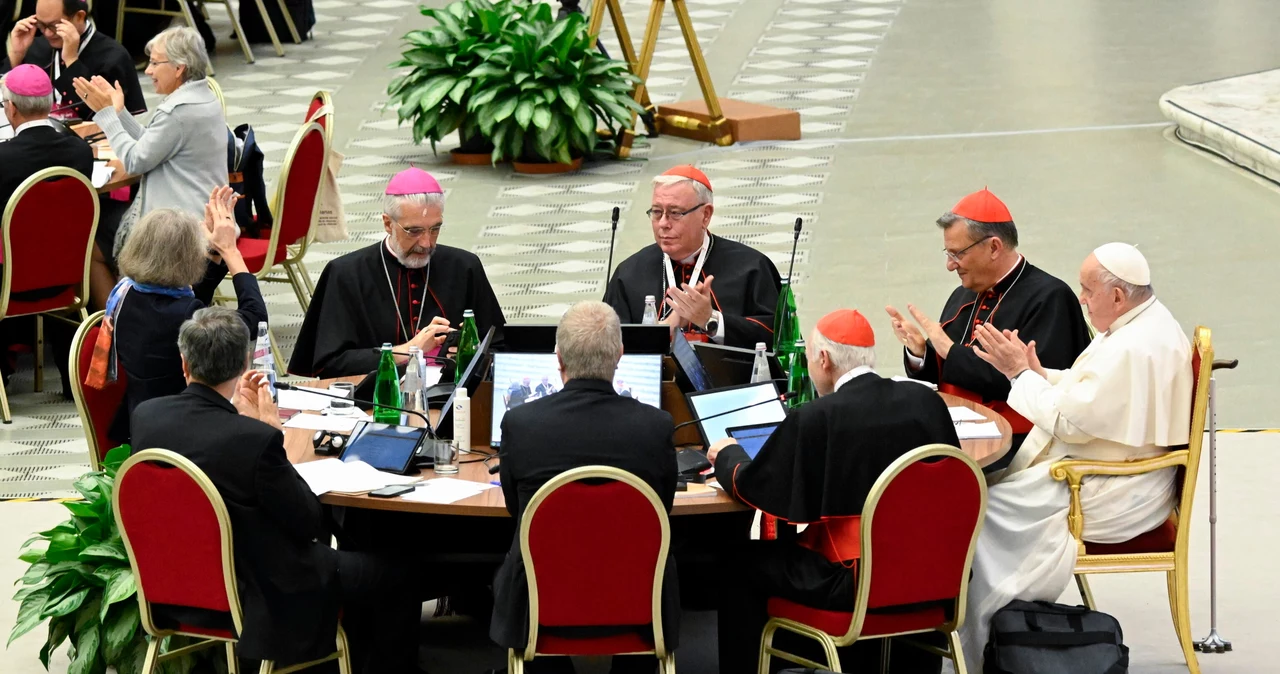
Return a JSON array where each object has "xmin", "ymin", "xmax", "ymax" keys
[
  {"xmin": 393, "ymin": 220, "xmax": 443, "ymax": 238},
  {"xmin": 645, "ymin": 203, "xmax": 706, "ymax": 223},
  {"xmin": 943, "ymin": 236, "xmax": 992, "ymax": 264},
  {"xmin": 147, "ymin": 60, "xmax": 171, "ymax": 68},
  {"xmin": 35, "ymin": 20, "xmax": 62, "ymax": 33}
]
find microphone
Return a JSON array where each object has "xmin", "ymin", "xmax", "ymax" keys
[
  {"xmin": 785, "ymin": 217, "xmax": 802, "ymax": 283},
  {"xmin": 604, "ymin": 206, "xmax": 620, "ymax": 289},
  {"xmin": 272, "ymin": 381, "xmax": 438, "ymax": 439},
  {"xmin": 672, "ymin": 391, "xmax": 798, "ymax": 433}
]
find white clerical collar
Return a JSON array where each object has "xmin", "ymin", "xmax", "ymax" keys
[
  {"xmin": 987, "ymin": 254, "xmax": 1024, "ymax": 290},
  {"xmin": 15, "ymin": 119, "xmax": 58, "ymax": 135},
  {"xmin": 834, "ymin": 365, "xmax": 875, "ymax": 392},
  {"xmin": 1106, "ymin": 295, "xmax": 1157, "ymax": 335}
]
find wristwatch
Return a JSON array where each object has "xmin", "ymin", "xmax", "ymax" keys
[{"xmin": 702, "ymin": 311, "xmax": 721, "ymax": 336}]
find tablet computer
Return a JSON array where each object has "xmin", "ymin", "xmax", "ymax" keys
[
  {"xmin": 684, "ymin": 381, "xmax": 787, "ymax": 448},
  {"xmin": 339, "ymin": 421, "xmax": 426, "ymax": 475},
  {"xmin": 726, "ymin": 422, "xmax": 780, "ymax": 459}
]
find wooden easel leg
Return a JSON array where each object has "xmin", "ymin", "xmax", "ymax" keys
[
  {"xmin": 604, "ymin": 0, "xmax": 656, "ymax": 134},
  {"xmin": 672, "ymin": 0, "xmax": 732, "ymax": 145},
  {"xmin": 618, "ymin": 0, "xmax": 666, "ymax": 158}
]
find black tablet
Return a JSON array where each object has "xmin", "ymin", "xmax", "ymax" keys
[
  {"xmin": 339, "ymin": 421, "xmax": 426, "ymax": 475},
  {"xmin": 726, "ymin": 422, "xmax": 780, "ymax": 459}
]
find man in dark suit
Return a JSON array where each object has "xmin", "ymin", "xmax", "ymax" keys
[
  {"xmin": 130, "ymin": 306, "xmax": 425, "ymax": 674},
  {"xmin": 491, "ymin": 301, "xmax": 679, "ymax": 674}
]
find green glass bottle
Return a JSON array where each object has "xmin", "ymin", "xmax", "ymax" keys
[
  {"xmin": 456, "ymin": 310, "xmax": 479, "ymax": 375},
  {"xmin": 373, "ymin": 343, "xmax": 403, "ymax": 424},
  {"xmin": 786, "ymin": 338, "xmax": 816, "ymax": 409},
  {"xmin": 773, "ymin": 279, "xmax": 799, "ymax": 371}
]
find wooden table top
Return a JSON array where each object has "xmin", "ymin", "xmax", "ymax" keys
[
  {"xmin": 70, "ymin": 121, "xmax": 139, "ymax": 194},
  {"xmin": 285, "ymin": 378, "xmax": 1013, "ymax": 518}
]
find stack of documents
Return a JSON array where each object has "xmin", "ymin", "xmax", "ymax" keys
[
  {"xmin": 947, "ymin": 406, "xmax": 1002, "ymax": 439},
  {"xmin": 278, "ymin": 385, "xmax": 337, "ymax": 411},
  {"xmin": 401, "ymin": 477, "xmax": 497, "ymax": 504},
  {"xmin": 91, "ymin": 161, "xmax": 114, "ymax": 189},
  {"xmin": 293, "ymin": 458, "xmax": 418, "ymax": 495},
  {"xmin": 948, "ymin": 406, "xmax": 988, "ymax": 422},
  {"xmin": 284, "ymin": 413, "xmax": 360, "ymax": 433}
]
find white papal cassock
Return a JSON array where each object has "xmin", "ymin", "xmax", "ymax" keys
[{"xmin": 960, "ymin": 296, "xmax": 1193, "ymax": 670}]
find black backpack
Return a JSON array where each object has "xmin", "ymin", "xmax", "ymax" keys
[
  {"xmin": 226, "ymin": 123, "xmax": 273, "ymax": 239},
  {"xmin": 985, "ymin": 600, "xmax": 1128, "ymax": 674}
]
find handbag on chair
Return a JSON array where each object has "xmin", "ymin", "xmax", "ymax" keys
[{"xmin": 984, "ymin": 600, "xmax": 1128, "ymax": 674}]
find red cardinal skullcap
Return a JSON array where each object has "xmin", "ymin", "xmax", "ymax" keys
[
  {"xmin": 661, "ymin": 165, "xmax": 713, "ymax": 192},
  {"xmin": 951, "ymin": 188, "xmax": 1012, "ymax": 223},
  {"xmin": 816, "ymin": 309, "xmax": 875, "ymax": 347}
]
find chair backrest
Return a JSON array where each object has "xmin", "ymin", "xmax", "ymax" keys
[
  {"xmin": 849, "ymin": 444, "xmax": 986, "ymax": 639},
  {"xmin": 113, "ymin": 449, "xmax": 243, "ymax": 638},
  {"xmin": 520, "ymin": 466, "xmax": 671, "ymax": 660},
  {"xmin": 69, "ymin": 311, "xmax": 128, "ymax": 471},
  {"xmin": 306, "ymin": 91, "xmax": 334, "ymax": 146},
  {"xmin": 207, "ymin": 78, "xmax": 227, "ymax": 118},
  {"xmin": 258, "ymin": 122, "xmax": 327, "ymax": 275},
  {"xmin": 0, "ymin": 167, "xmax": 98, "ymax": 318},
  {"xmin": 1174, "ymin": 326, "xmax": 1213, "ymax": 550}
]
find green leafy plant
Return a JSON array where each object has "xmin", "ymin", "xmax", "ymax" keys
[
  {"xmin": 387, "ymin": 0, "xmax": 523, "ymax": 152},
  {"xmin": 388, "ymin": 0, "xmax": 644, "ymax": 165},
  {"xmin": 9, "ymin": 445, "xmax": 221, "ymax": 674}
]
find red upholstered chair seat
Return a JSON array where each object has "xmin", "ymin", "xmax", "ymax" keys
[
  {"xmin": 536, "ymin": 631, "xmax": 654, "ymax": 656},
  {"xmin": 1084, "ymin": 515, "xmax": 1177, "ymax": 556},
  {"xmin": 235, "ymin": 237, "xmax": 287, "ymax": 274},
  {"xmin": 177, "ymin": 623, "xmax": 236, "ymax": 640},
  {"xmin": 767, "ymin": 598, "xmax": 950, "ymax": 638},
  {"xmin": 6, "ymin": 287, "xmax": 78, "ymax": 317}
]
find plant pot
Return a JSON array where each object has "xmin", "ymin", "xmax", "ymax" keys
[
  {"xmin": 512, "ymin": 157, "xmax": 583, "ymax": 174},
  {"xmin": 450, "ymin": 148, "xmax": 496, "ymax": 165}
]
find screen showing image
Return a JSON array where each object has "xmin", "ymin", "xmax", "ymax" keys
[
  {"xmin": 727, "ymin": 424, "xmax": 779, "ymax": 459},
  {"xmin": 491, "ymin": 352, "xmax": 663, "ymax": 445},
  {"xmin": 686, "ymin": 382, "xmax": 787, "ymax": 446},
  {"xmin": 341, "ymin": 422, "xmax": 424, "ymax": 473},
  {"xmin": 673, "ymin": 332, "xmax": 713, "ymax": 391}
]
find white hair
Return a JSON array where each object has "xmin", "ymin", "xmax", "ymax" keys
[
  {"xmin": 652, "ymin": 174, "xmax": 714, "ymax": 206},
  {"xmin": 147, "ymin": 27, "xmax": 209, "ymax": 82},
  {"xmin": 382, "ymin": 192, "xmax": 445, "ymax": 220},
  {"xmin": 1095, "ymin": 266, "xmax": 1154, "ymax": 303},
  {"xmin": 810, "ymin": 330, "xmax": 875, "ymax": 374},
  {"xmin": 556, "ymin": 302, "xmax": 622, "ymax": 382},
  {"xmin": 1, "ymin": 86, "xmax": 51, "ymax": 117}
]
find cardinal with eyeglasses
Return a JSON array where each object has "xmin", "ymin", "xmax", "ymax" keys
[
  {"xmin": 604, "ymin": 165, "xmax": 782, "ymax": 348},
  {"xmin": 288, "ymin": 167, "xmax": 506, "ymax": 378}
]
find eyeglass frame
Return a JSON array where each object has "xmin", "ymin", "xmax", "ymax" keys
[
  {"xmin": 645, "ymin": 202, "xmax": 707, "ymax": 223},
  {"xmin": 943, "ymin": 235, "xmax": 993, "ymax": 264},
  {"xmin": 391, "ymin": 219, "xmax": 444, "ymax": 239},
  {"xmin": 146, "ymin": 60, "xmax": 172, "ymax": 68}
]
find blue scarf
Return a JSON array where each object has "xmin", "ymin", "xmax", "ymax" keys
[{"xmin": 99, "ymin": 278, "xmax": 195, "ymax": 384}]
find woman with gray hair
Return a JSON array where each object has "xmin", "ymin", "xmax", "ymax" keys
[
  {"xmin": 102, "ymin": 187, "xmax": 268, "ymax": 444},
  {"xmin": 71, "ymin": 26, "xmax": 226, "ymax": 256}
]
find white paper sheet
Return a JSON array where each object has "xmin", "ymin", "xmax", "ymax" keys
[
  {"xmin": 955, "ymin": 421, "xmax": 1003, "ymax": 440},
  {"xmin": 399, "ymin": 477, "xmax": 495, "ymax": 504},
  {"xmin": 278, "ymin": 385, "xmax": 339, "ymax": 412},
  {"xmin": 283, "ymin": 413, "xmax": 360, "ymax": 433},
  {"xmin": 949, "ymin": 406, "xmax": 988, "ymax": 423},
  {"xmin": 422, "ymin": 365, "xmax": 443, "ymax": 389},
  {"xmin": 292, "ymin": 458, "xmax": 419, "ymax": 495},
  {"xmin": 91, "ymin": 161, "xmax": 114, "ymax": 189}
]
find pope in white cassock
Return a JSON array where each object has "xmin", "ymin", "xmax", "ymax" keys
[{"xmin": 957, "ymin": 242, "xmax": 1193, "ymax": 669}]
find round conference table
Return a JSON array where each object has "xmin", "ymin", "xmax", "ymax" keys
[
  {"xmin": 69, "ymin": 121, "xmax": 139, "ymax": 193},
  {"xmin": 284, "ymin": 381, "xmax": 1012, "ymax": 518}
]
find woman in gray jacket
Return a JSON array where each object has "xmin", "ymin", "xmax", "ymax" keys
[{"xmin": 74, "ymin": 26, "xmax": 225, "ymax": 257}]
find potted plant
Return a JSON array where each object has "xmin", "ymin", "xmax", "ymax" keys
[
  {"xmin": 8, "ymin": 445, "xmax": 218, "ymax": 673},
  {"xmin": 467, "ymin": 3, "xmax": 645, "ymax": 172},
  {"xmin": 387, "ymin": 0, "xmax": 522, "ymax": 164}
]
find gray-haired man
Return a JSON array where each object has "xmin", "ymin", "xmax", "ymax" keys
[{"xmin": 130, "ymin": 306, "xmax": 426, "ymax": 673}]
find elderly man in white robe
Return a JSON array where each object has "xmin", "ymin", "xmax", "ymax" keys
[{"xmin": 956, "ymin": 242, "xmax": 1193, "ymax": 668}]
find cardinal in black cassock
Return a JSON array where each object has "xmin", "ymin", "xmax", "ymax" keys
[
  {"xmin": 604, "ymin": 165, "xmax": 781, "ymax": 349},
  {"xmin": 1, "ymin": 3, "xmax": 145, "ymax": 122},
  {"xmin": 709, "ymin": 310, "xmax": 960, "ymax": 673},
  {"xmin": 287, "ymin": 168, "xmax": 505, "ymax": 378},
  {"xmin": 887, "ymin": 189, "xmax": 1090, "ymax": 455}
]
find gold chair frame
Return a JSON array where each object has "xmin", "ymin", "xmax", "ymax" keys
[
  {"xmin": 586, "ymin": 0, "xmax": 731, "ymax": 157},
  {"xmin": 1049, "ymin": 325, "xmax": 1212, "ymax": 674},
  {"xmin": 287, "ymin": 90, "xmax": 336, "ymax": 300},
  {"xmin": 759, "ymin": 444, "xmax": 987, "ymax": 674},
  {"xmin": 509, "ymin": 465, "xmax": 676, "ymax": 674},
  {"xmin": 207, "ymin": 77, "xmax": 227, "ymax": 118},
  {"xmin": 115, "ymin": 449, "xmax": 351, "ymax": 674},
  {"xmin": 115, "ymin": 0, "xmax": 298, "ymax": 64},
  {"xmin": 68, "ymin": 311, "xmax": 110, "ymax": 471},
  {"xmin": 0, "ymin": 167, "xmax": 97, "ymax": 422}
]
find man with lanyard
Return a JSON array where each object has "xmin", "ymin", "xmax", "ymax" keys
[
  {"xmin": 288, "ymin": 167, "xmax": 506, "ymax": 378},
  {"xmin": 3, "ymin": 0, "xmax": 144, "ymax": 122},
  {"xmin": 604, "ymin": 165, "xmax": 782, "ymax": 348},
  {"xmin": 885, "ymin": 189, "xmax": 1091, "ymax": 457}
]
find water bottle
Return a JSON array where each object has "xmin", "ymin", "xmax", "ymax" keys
[
  {"xmin": 750, "ymin": 342, "xmax": 771, "ymax": 383},
  {"xmin": 402, "ymin": 345, "xmax": 425, "ymax": 413},
  {"xmin": 773, "ymin": 279, "xmax": 799, "ymax": 371},
  {"xmin": 642, "ymin": 295, "xmax": 658, "ymax": 325},
  {"xmin": 786, "ymin": 338, "xmax": 815, "ymax": 409},
  {"xmin": 373, "ymin": 343, "xmax": 403, "ymax": 424},
  {"xmin": 457, "ymin": 310, "xmax": 480, "ymax": 374},
  {"xmin": 252, "ymin": 321, "xmax": 277, "ymax": 400}
]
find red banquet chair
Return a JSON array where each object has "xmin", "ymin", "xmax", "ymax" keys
[
  {"xmin": 510, "ymin": 466, "xmax": 677, "ymax": 673},
  {"xmin": 69, "ymin": 311, "xmax": 127, "ymax": 471},
  {"xmin": 0, "ymin": 167, "xmax": 98, "ymax": 423},
  {"xmin": 114, "ymin": 449, "xmax": 351, "ymax": 674},
  {"xmin": 758, "ymin": 444, "xmax": 987, "ymax": 674}
]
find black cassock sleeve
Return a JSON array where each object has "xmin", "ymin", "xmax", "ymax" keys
[
  {"xmin": 602, "ymin": 271, "xmax": 637, "ymax": 323},
  {"xmin": 718, "ymin": 256, "xmax": 780, "ymax": 349},
  {"xmin": 940, "ymin": 286, "xmax": 1086, "ymax": 401},
  {"xmin": 287, "ymin": 263, "xmax": 380, "ymax": 377}
]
